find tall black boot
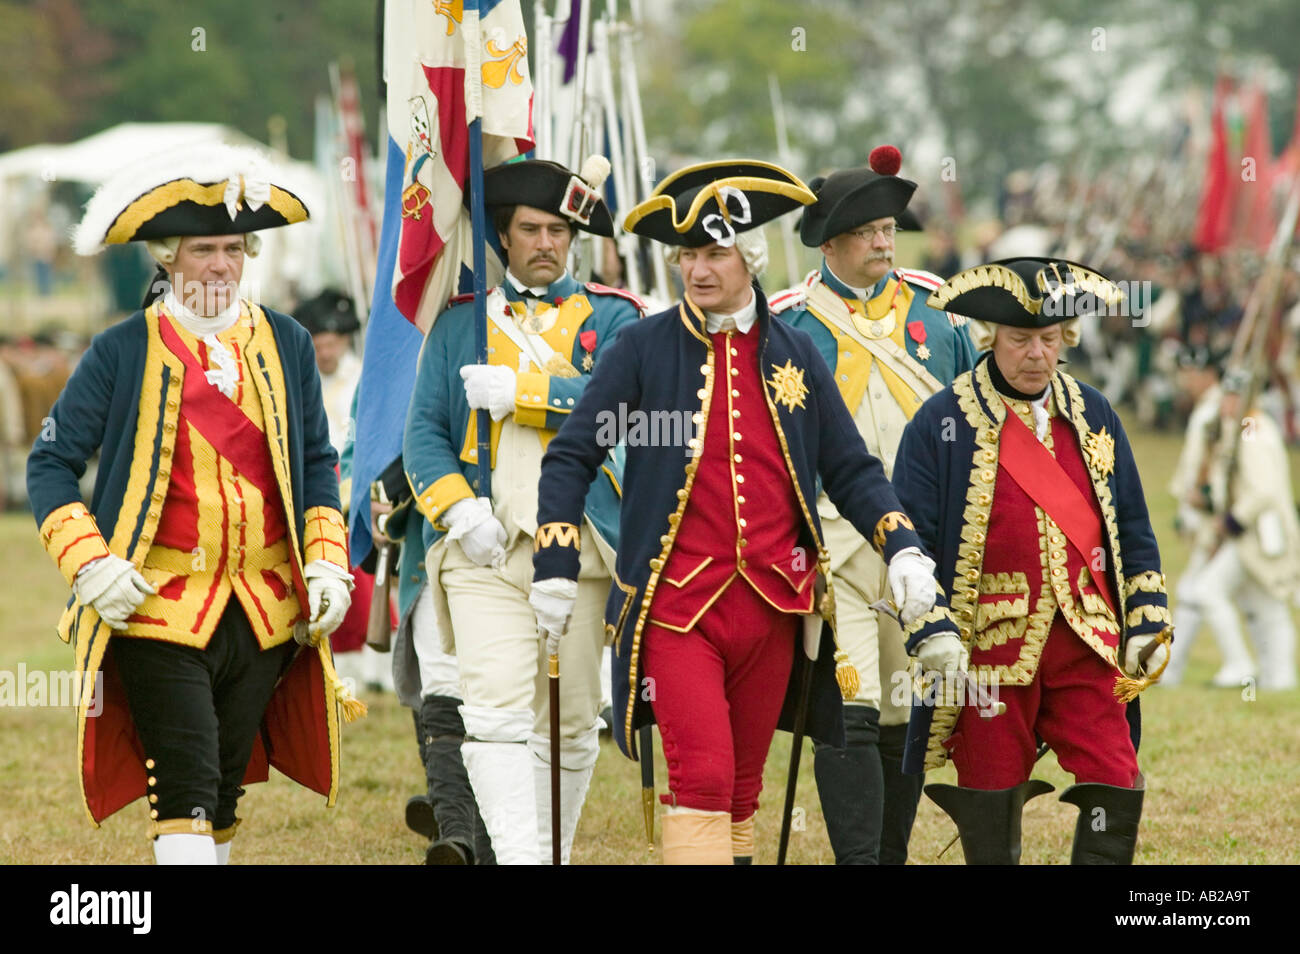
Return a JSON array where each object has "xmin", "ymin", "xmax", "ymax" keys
[
  {"xmin": 813, "ymin": 705, "xmax": 884, "ymax": 865},
  {"xmin": 878, "ymin": 722, "xmax": 924, "ymax": 865},
  {"xmin": 405, "ymin": 708, "xmax": 438, "ymax": 840},
  {"xmin": 1060, "ymin": 782, "xmax": 1145, "ymax": 865},
  {"xmin": 419, "ymin": 694, "xmax": 490, "ymax": 865},
  {"xmin": 925, "ymin": 780, "xmax": 1055, "ymax": 864}
]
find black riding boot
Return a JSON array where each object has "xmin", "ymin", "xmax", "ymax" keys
[
  {"xmin": 813, "ymin": 705, "xmax": 884, "ymax": 865},
  {"xmin": 925, "ymin": 779, "xmax": 1055, "ymax": 864},
  {"xmin": 878, "ymin": 722, "xmax": 924, "ymax": 865},
  {"xmin": 405, "ymin": 708, "xmax": 438, "ymax": 840},
  {"xmin": 1060, "ymin": 781, "xmax": 1145, "ymax": 865},
  {"xmin": 418, "ymin": 694, "xmax": 493, "ymax": 865}
]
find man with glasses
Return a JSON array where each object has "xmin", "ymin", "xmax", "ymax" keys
[{"xmin": 770, "ymin": 145, "xmax": 975, "ymax": 865}]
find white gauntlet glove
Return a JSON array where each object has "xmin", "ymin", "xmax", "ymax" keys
[
  {"xmin": 73, "ymin": 555, "xmax": 156, "ymax": 630},
  {"xmin": 297, "ymin": 561, "xmax": 354, "ymax": 646},
  {"xmin": 444, "ymin": 497, "xmax": 508, "ymax": 568},
  {"xmin": 1123, "ymin": 633, "xmax": 1170, "ymax": 678},
  {"xmin": 530, "ymin": 577, "xmax": 578, "ymax": 656},
  {"xmin": 887, "ymin": 547, "xmax": 938, "ymax": 626},
  {"xmin": 459, "ymin": 364, "xmax": 517, "ymax": 421},
  {"xmin": 916, "ymin": 632, "xmax": 966, "ymax": 675}
]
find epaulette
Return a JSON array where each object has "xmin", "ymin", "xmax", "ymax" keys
[
  {"xmin": 585, "ymin": 282, "xmax": 648, "ymax": 314},
  {"xmin": 446, "ymin": 292, "xmax": 474, "ymax": 306},
  {"xmin": 894, "ymin": 267, "xmax": 944, "ymax": 291},
  {"xmin": 767, "ymin": 286, "xmax": 807, "ymax": 315}
]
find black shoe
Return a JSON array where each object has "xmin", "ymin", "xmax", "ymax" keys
[
  {"xmin": 878, "ymin": 723, "xmax": 924, "ymax": 865},
  {"xmin": 405, "ymin": 794, "xmax": 438, "ymax": 840},
  {"xmin": 813, "ymin": 706, "xmax": 883, "ymax": 865},
  {"xmin": 1060, "ymin": 781, "xmax": 1145, "ymax": 865},
  {"xmin": 426, "ymin": 838, "xmax": 473, "ymax": 865},
  {"xmin": 925, "ymin": 779, "xmax": 1055, "ymax": 864},
  {"xmin": 598, "ymin": 706, "xmax": 613, "ymax": 738}
]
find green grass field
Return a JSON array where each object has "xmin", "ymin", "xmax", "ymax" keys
[{"xmin": 2, "ymin": 425, "xmax": 1297, "ymax": 864}]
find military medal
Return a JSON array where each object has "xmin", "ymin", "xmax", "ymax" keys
[
  {"xmin": 908, "ymin": 320, "xmax": 930, "ymax": 360},
  {"xmin": 579, "ymin": 330, "xmax": 597, "ymax": 372}
]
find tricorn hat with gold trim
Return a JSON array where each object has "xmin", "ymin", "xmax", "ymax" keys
[
  {"xmin": 482, "ymin": 155, "xmax": 614, "ymax": 237},
  {"xmin": 927, "ymin": 257, "xmax": 1125, "ymax": 328},
  {"xmin": 73, "ymin": 144, "xmax": 310, "ymax": 255},
  {"xmin": 799, "ymin": 145, "xmax": 920, "ymax": 247},
  {"xmin": 623, "ymin": 159, "xmax": 815, "ymax": 248}
]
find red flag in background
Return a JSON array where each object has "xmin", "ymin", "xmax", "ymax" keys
[
  {"xmin": 1234, "ymin": 82, "xmax": 1276, "ymax": 251},
  {"xmin": 1195, "ymin": 76, "xmax": 1234, "ymax": 253},
  {"xmin": 1274, "ymin": 75, "xmax": 1300, "ymax": 235}
]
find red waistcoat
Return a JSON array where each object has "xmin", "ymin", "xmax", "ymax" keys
[
  {"xmin": 649, "ymin": 325, "xmax": 815, "ymax": 632},
  {"xmin": 971, "ymin": 412, "xmax": 1121, "ymax": 681}
]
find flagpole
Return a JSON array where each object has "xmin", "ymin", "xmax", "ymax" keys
[{"xmin": 465, "ymin": 0, "xmax": 492, "ymax": 499}]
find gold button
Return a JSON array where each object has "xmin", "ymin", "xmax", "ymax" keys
[
  {"xmin": 739, "ymin": 559, "xmax": 748, "ymax": 569},
  {"xmin": 677, "ymin": 489, "xmax": 689, "ymax": 500},
  {"xmin": 731, "ymin": 368, "xmax": 739, "ymax": 376},
  {"xmin": 1051, "ymin": 550, "xmax": 1064, "ymax": 561},
  {"xmin": 1052, "ymin": 567, "xmax": 1064, "ymax": 577},
  {"xmin": 149, "ymin": 794, "xmax": 158, "ymax": 804},
  {"xmin": 981, "ymin": 469, "xmax": 994, "ymax": 482},
  {"xmin": 150, "ymin": 809, "xmax": 159, "ymax": 819},
  {"xmin": 692, "ymin": 413, "xmax": 702, "ymax": 424},
  {"xmin": 965, "ymin": 570, "xmax": 979, "ymax": 582},
  {"xmin": 697, "ymin": 389, "xmax": 707, "ymax": 399},
  {"xmin": 733, "ymin": 432, "xmax": 742, "ymax": 441},
  {"xmin": 736, "ymin": 474, "xmax": 745, "ymax": 484},
  {"xmin": 732, "ymin": 410, "xmax": 740, "ymax": 418},
  {"xmin": 660, "ymin": 535, "xmax": 672, "ymax": 546},
  {"xmin": 737, "ymin": 496, "xmax": 746, "ymax": 504},
  {"xmin": 973, "ymin": 532, "xmax": 985, "ymax": 544},
  {"xmin": 975, "ymin": 513, "xmax": 988, "ymax": 525},
  {"xmin": 731, "ymin": 389, "xmax": 740, "ymax": 397},
  {"xmin": 410, "ymin": 575, "xmax": 419, "ymax": 583},
  {"xmin": 147, "ymin": 775, "xmax": 157, "ymax": 787},
  {"xmin": 160, "ymin": 447, "xmax": 171, "ymax": 457},
  {"xmin": 730, "ymin": 348, "xmax": 738, "ymax": 356},
  {"xmin": 739, "ymin": 519, "xmax": 747, "ymax": 528},
  {"xmin": 960, "ymin": 626, "xmax": 972, "ymax": 639},
  {"xmin": 700, "ymin": 364, "xmax": 709, "ymax": 374},
  {"xmin": 145, "ymin": 759, "xmax": 155, "ymax": 769},
  {"xmin": 733, "ymin": 454, "xmax": 743, "ymax": 463}
]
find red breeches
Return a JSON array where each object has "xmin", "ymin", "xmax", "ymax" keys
[
  {"xmin": 945, "ymin": 614, "xmax": 1139, "ymax": 789},
  {"xmin": 643, "ymin": 579, "xmax": 797, "ymax": 821}
]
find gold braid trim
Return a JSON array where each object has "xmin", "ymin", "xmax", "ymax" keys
[
  {"xmin": 1126, "ymin": 603, "xmax": 1172, "ymax": 628},
  {"xmin": 902, "ymin": 604, "xmax": 948, "ymax": 640},
  {"xmin": 535, "ymin": 522, "xmax": 582, "ymax": 552},
  {"xmin": 148, "ymin": 817, "xmax": 213, "ymax": 839},
  {"xmin": 213, "ymin": 820, "xmax": 240, "ymax": 844},
  {"xmin": 872, "ymin": 511, "xmax": 915, "ymax": 551},
  {"xmin": 1123, "ymin": 570, "xmax": 1167, "ymax": 600}
]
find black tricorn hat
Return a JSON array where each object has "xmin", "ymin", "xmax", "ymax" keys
[
  {"xmin": 623, "ymin": 159, "xmax": 815, "ymax": 248},
  {"xmin": 295, "ymin": 289, "xmax": 360, "ymax": 336},
  {"xmin": 73, "ymin": 144, "xmax": 310, "ymax": 255},
  {"xmin": 481, "ymin": 156, "xmax": 614, "ymax": 237},
  {"xmin": 927, "ymin": 258, "xmax": 1125, "ymax": 328},
  {"xmin": 799, "ymin": 145, "xmax": 918, "ymax": 247}
]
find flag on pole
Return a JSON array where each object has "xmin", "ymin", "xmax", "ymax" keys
[
  {"xmin": 1194, "ymin": 76, "xmax": 1233, "ymax": 254},
  {"xmin": 348, "ymin": 0, "xmax": 534, "ymax": 562}
]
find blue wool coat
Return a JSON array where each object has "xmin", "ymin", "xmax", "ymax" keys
[{"xmin": 533, "ymin": 285, "xmax": 927, "ymax": 759}]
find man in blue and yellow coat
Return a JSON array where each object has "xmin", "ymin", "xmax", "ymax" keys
[
  {"xmin": 403, "ymin": 156, "xmax": 642, "ymax": 864},
  {"xmin": 531, "ymin": 160, "xmax": 945, "ymax": 864},
  {"xmin": 27, "ymin": 147, "xmax": 353, "ymax": 865},
  {"xmin": 894, "ymin": 258, "xmax": 1172, "ymax": 865},
  {"xmin": 770, "ymin": 144, "xmax": 975, "ymax": 865}
]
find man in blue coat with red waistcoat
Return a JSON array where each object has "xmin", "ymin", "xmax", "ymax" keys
[
  {"xmin": 893, "ymin": 258, "xmax": 1172, "ymax": 864},
  {"xmin": 530, "ymin": 160, "xmax": 945, "ymax": 863}
]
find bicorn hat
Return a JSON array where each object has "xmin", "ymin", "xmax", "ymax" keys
[
  {"xmin": 482, "ymin": 155, "xmax": 614, "ymax": 237},
  {"xmin": 927, "ymin": 257, "xmax": 1124, "ymax": 328},
  {"xmin": 623, "ymin": 159, "xmax": 815, "ymax": 248},
  {"xmin": 73, "ymin": 143, "xmax": 310, "ymax": 255},
  {"xmin": 295, "ymin": 289, "xmax": 360, "ymax": 336}
]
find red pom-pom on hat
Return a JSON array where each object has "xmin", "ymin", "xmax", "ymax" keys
[{"xmin": 868, "ymin": 145, "xmax": 902, "ymax": 176}]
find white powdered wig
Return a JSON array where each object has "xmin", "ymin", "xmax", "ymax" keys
[
  {"xmin": 145, "ymin": 232, "xmax": 261, "ymax": 265},
  {"xmin": 970, "ymin": 317, "xmax": 1080, "ymax": 351},
  {"xmin": 663, "ymin": 226, "xmax": 769, "ymax": 277},
  {"xmin": 72, "ymin": 142, "xmax": 310, "ymax": 256}
]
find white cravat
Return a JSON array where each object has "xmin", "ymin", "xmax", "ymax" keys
[
  {"xmin": 162, "ymin": 289, "xmax": 240, "ymax": 398},
  {"xmin": 704, "ymin": 288, "xmax": 757, "ymax": 334},
  {"xmin": 1030, "ymin": 391, "xmax": 1050, "ymax": 441}
]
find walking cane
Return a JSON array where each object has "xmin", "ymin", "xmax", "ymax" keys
[{"xmin": 545, "ymin": 626, "xmax": 562, "ymax": 866}]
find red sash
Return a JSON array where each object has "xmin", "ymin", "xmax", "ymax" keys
[
  {"xmin": 996, "ymin": 404, "xmax": 1118, "ymax": 618},
  {"xmin": 158, "ymin": 314, "xmax": 309, "ymax": 612}
]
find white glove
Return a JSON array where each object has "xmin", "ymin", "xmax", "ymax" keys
[
  {"xmin": 887, "ymin": 547, "xmax": 938, "ymax": 626},
  {"xmin": 298, "ymin": 561, "xmax": 354, "ymax": 645},
  {"xmin": 1123, "ymin": 634, "xmax": 1170, "ymax": 678},
  {"xmin": 460, "ymin": 364, "xmax": 517, "ymax": 421},
  {"xmin": 73, "ymin": 555, "xmax": 156, "ymax": 630},
  {"xmin": 444, "ymin": 497, "xmax": 508, "ymax": 568},
  {"xmin": 915, "ymin": 632, "xmax": 966, "ymax": 675},
  {"xmin": 530, "ymin": 577, "xmax": 578, "ymax": 655}
]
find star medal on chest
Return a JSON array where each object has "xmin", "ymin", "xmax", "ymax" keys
[
  {"xmin": 907, "ymin": 320, "xmax": 930, "ymax": 361},
  {"xmin": 767, "ymin": 359, "xmax": 808, "ymax": 412},
  {"xmin": 579, "ymin": 329, "xmax": 597, "ymax": 372}
]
